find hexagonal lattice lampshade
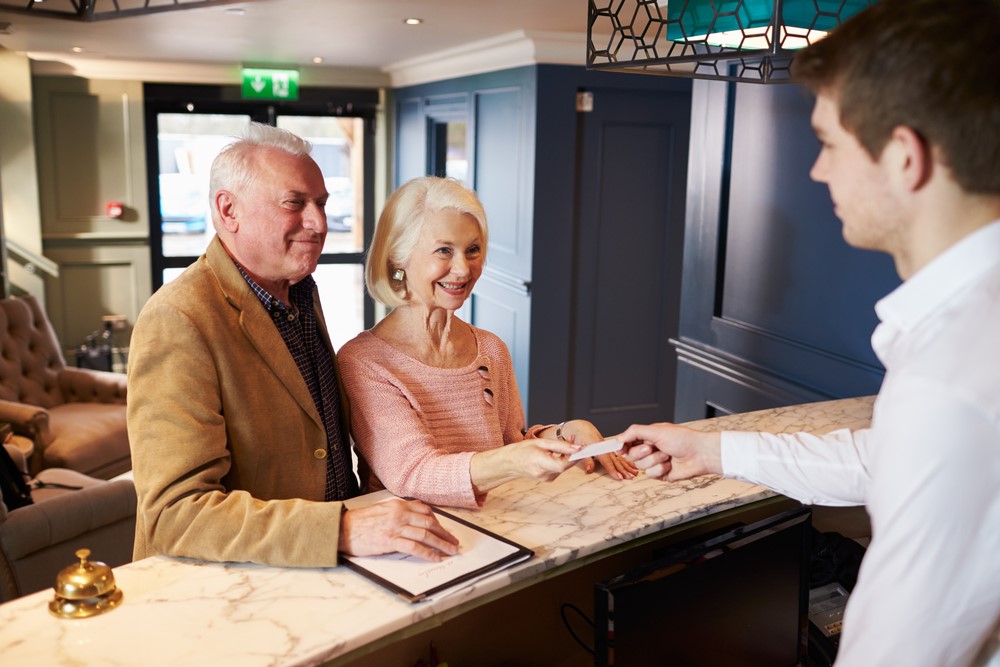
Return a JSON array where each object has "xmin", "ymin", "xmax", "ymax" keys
[{"xmin": 588, "ymin": 0, "xmax": 875, "ymax": 83}]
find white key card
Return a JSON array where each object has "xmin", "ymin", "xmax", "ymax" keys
[{"xmin": 568, "ymin": 438, "xmax": 624, "ymax": 461}]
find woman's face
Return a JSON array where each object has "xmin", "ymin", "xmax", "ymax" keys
[{"xmin": 403, "ymin": 209, "xmax": 485, "ymax": 312}]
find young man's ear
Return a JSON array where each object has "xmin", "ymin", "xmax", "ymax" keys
[
  {"xmin": 887, "ymin": 125, "xmax": 932, "ymax": 192},
  {"xmin": 215, "ymin": 190, "xmax": 239, "ymax": 233}
]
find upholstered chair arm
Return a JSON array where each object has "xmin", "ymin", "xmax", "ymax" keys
[
  {"xmin": 0, "ymin": 399, "xmax": 52, "ymax": 448},
  {"xmin": 1, "ymin": 478, "xmax": 136, "ymax": 559},
  {"xmin": 0, "ymin": 476, "xmax": 136, "ymax": 600},
  {"xmin": 57, "ymin": 367, "xmax": 127, "ymax": 405}
]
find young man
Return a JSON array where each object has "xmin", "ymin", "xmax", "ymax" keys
[
  {"xmin": 620, "ymin": 1, "xmax": 1000, "ymax": 664},
  {"xmin": 128, "ymin": 123, "xmax": 459, "ymax": 566}
]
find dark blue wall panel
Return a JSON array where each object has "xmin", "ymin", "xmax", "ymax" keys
[
  {"xmin": 531, "ymin": 68, "xmax": 691, "ymax": 430},
  {"xmin": 395, "ymin": 97, "xmax": 425, "ymax": 186},
  {"xmin": 721, "ymin": 83, "xmax": 896, "ymax": 368},
  {"xmin": 473, "ymin": 85, "xmax": 535, "ymax": 279},
  {"xmin": 675, "ymin": 80, "xmax": 899, "ymax": 422},
  {"xmin": 568, "ymin": 85, "xmax": 691, "ymax": 432}
]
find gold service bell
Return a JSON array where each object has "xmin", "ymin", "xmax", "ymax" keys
[{"xmin": 49, "ymin": 548, "xmax": 124, "ymax": 619}]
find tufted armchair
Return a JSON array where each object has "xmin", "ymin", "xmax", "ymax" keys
[{"xmin": 0, "ymin": 295, "xmax": 130, "ymax": 479}]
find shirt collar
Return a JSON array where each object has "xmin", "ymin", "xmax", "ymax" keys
[
  {"xmin": 234, "ymin": 261, "xmax": 315, "ymax": 317},
  {"xmin": 874, "ymin": 219, "xmax": 1000, "ymax": 334}
]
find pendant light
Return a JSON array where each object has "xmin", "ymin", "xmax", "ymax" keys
[{"xmin": 588, "ymin": 0, "xmax": 875, "ymax": 83}]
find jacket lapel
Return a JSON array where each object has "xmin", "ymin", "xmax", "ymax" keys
[{"xmin": 205, "ymin": 237, "xmax": 324, "ymax": 431}]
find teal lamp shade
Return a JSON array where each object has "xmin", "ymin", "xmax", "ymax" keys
[{"xmin": 666, "ymin": 0, "xmax": 871, "ymax": 50}]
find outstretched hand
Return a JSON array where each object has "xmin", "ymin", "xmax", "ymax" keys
[
  {"xmin": 508, "ymin": 437, "xmax": 582, "ymax": 481},
  {"xmin": 617, "ymin": 422, "xmax": 722, "ymax": 482},
  {"xmin": 470, "ymin": 436, "xmax": 580, "ymax": 494},
  {"xmin": 339, "ymin": 499, "xmax": 460, "ymax": 562}
]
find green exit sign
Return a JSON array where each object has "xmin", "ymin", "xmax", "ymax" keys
[{"xmin": 241, "ymin": 68, "xmax": 300, "ymax": 100}]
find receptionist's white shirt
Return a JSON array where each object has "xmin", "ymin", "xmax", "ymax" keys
[{"xmin": 723, "ymin": 220, "xmax": 1000, "ymax": 667}]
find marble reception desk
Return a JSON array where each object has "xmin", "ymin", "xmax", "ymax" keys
[{"xmin": 0, "ymin": 396, "xmax": 874, "ymax": 666}]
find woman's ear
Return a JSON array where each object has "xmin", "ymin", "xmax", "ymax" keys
[{"xmin": 215, "ymin": 190, "xmax": 239, "ymax": 233}]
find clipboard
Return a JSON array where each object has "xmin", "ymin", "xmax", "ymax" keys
[{"xmin": 341, "ymin": 507, "xmax": 533, "ymax": 603}]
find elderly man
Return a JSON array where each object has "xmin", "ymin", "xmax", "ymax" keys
[
  {"xmin": 619, "ymin": 0, "xmax": 1000, "ymax": 665},
  {"xmin": 128, "ymin": 122, "xmax": 457, "ymax": 566}
]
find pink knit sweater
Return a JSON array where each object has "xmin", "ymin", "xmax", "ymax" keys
[{"xmin": 338, "ymin": 327, "xmax": 540, "ymax": 509}]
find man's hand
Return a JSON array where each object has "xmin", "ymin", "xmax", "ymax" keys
[
  {"xmin": 617, "ymin": 423, "xmax": 722, "ymax": 481},
  {"xmin": 339, "ymin": 499, "xmax": 460, "ymax": 562}
]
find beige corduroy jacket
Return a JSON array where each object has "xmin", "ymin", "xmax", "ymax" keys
[{"xmin": 127, "ymin": 236, "xmax": 353, "ymax": 567}]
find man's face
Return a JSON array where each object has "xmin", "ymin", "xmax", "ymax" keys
[
  {"xmin": 809, "ymin": 93, "xmax": 901, "ymax": 256},
  {"xmin": 227, "ymin": 147, "xmax": 328, "ymax": 290}
]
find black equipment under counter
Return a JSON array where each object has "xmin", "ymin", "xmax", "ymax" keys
[{"xmin": 595, "ymin": 505, "xmax": 812, "ymax": 667}]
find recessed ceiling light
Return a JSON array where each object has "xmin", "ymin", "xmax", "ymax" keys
[
  {"xmin": 312, "ymin": 56, "xmax": 323, "ymax": 64},
  {"xmin": 403, "ymin": 18, "xmax": 422, "ymax": 26},
  {"xmin": 71, "ymin": 46, "xmax": 84, "ymax": 53}
]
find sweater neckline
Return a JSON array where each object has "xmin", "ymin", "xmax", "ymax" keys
[{"xmin": 361, "ymin": 328, "xmax": 486, "ymax": 373}]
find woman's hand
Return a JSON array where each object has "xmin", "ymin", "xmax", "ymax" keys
[
  {"xmin": 508, "ymin": 438, "xmax": 582, "ymax": 481},
  {"xmin": 553, "ymin": 419, "xmax": 638, "ymax": 480},
  {"xmin": 591, "ymin": 451, "xmax": 638, "ymax": 480},
  {"xmin": 470, "ymin": 437, "xmax": 580, "ymax": 494}
]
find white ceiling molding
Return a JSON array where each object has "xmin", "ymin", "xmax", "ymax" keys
[
  {"xmin": 384, "ymin": 30, "xmax": 587, "ymax": 88},
  {"xmin": 23, "ymin": 30, "xmax": 586, "ymax": 89}
]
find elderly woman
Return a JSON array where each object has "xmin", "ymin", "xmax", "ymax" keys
[{"xmin": 339, "ymin": 176, "xmax": 637, "ymax": 509}]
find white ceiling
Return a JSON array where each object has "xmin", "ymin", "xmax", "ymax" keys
[{"xmin": 0, "ymin": 0, "xmax": 591, "ymax": 86}]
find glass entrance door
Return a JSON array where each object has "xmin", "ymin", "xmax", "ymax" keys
[
  {"xmin": 145, "ymin": 84, "xmax": 377, "ymax": 349},
  {"xmin": 276, "ymin": 115, "xmax": 367, "ymax": 349},
  {"xmin": 157, "ymin": 112, "xmax": 248, "ymax": 267}
]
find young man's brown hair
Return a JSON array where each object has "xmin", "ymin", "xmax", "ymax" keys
[{"xmin": 792, "ymin": 0, "xmax": 1000, "ymax": 195}]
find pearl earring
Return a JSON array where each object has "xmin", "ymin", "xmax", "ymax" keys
[{"xmin": 392, "ymin": 268, "xmax": 405, "ymax": 281}]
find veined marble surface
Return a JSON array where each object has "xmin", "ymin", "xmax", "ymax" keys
[{"xmin": 0, "ymin": 395, "xmax": 874, "ymax": 667}]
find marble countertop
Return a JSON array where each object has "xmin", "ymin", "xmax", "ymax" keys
[{"xmin": 0, "ymin": 395, "xmax": 874, "ymax": 667}]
